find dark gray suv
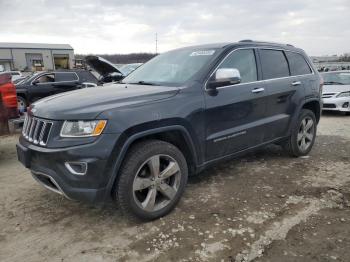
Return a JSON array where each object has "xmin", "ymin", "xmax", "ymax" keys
[{"xmin": 17, "ymin": 41, "xmax": 322, "ymax": 220}]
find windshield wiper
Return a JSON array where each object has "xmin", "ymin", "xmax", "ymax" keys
[
  {"xmin": 324, "ymin": 81, "xmax": 344, "ymax": 85},
  {"xmin": 128, "ymin": 81, "xmax": 159, "ymax": 86}
]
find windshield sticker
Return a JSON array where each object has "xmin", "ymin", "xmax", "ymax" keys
[{"xmin": 190, "ymin": 50, "xmax": 215, "ymax": 56}]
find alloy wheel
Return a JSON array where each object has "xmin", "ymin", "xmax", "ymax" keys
[
  {"xmin": 132, "ymin": 154, "xmax": 181, "ymax": 212},
  {"xmin": 297, "ymin": 116, "xmax": 315, "ymax": 151},
  {"xmin": 17, "ymin": 97, "xmax": 26, "ymax": 113}
]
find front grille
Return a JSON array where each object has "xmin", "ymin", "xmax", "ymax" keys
[
  {"xmin": 322, "ymin": 93, "xmax": 336, "ymax": 98},
  {"xmin": 22, "ymin": 114, "xmax": 53, "ymax": 146},
  {"xmin": 323, "ymin": 103, "xmax": 336, "ymax": 109}
]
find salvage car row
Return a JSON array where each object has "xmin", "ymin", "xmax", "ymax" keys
[{"xmin": 0, "ymin": 57, "xmax": 141, "ymax": 135}]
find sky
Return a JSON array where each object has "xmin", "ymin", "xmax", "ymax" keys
[{"xmin": 0, "ymin": 0, "xmax": 349, "ymax": 55}]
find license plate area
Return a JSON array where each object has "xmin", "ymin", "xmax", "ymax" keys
[{"xmin": 16, "ymin": 144, "xmax": 31, "ymax": 168}]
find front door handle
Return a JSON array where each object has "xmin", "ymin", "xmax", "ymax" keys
[
  {"xmin": 251, "ymin": 87, "xmax": 265, "ymax": 93},
  {"xmin": 292, "ymin": 81, "xmax": 301, "ymax": 86}
]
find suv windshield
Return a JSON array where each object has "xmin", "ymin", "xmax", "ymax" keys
[
  {"xmin": 122, "ymin": 48, "xmax": 219, "ymax": 86},
  {"xmin": 322, "ymin": 72, "xmax": 350, "ymax": 85}
]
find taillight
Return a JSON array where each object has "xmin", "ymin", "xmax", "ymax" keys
[
  {"xmin": 0, "ymin": 73, "xmax": 18, "ymax": 109},
  {"xmin": 319, "ymin": 75, "xmax": 324, "ymax": 95},
  {"xmin": 0, "ymin": 73, "xmax": 11, "ymax": 85}
]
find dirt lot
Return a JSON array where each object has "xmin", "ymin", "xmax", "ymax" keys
[{"xmin": 1, "ymin": 112, "xmax": 349, "ymax": 262}]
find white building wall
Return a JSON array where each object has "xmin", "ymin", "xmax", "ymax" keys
[
  {"xmin": 0, "ymin": 47, "xmax": 74, "ymax": 71},
  {"xmin": 0, "ymin": 49, "xmax": 13, "ymax": 71},
  {"xmin": 12, "ymin": 49, "xmax": 53, "ymax": 71},
  {"xmin": 0, "ymin": 49, "xmax": 12, "ymax": 60}
]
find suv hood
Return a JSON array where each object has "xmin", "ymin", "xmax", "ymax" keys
[
  {"xmin": 31, "ymin": 84, "xmax": 179, "ymax": 120},
  {"xmin": 323, "ymin": 84, "xmax": 350, "ymax": 94},
  {"xmin": 85, "ymin": 56, "xmax": 123, "ymax": 76}
]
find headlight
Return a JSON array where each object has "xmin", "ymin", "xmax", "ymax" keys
[
  {"xmin": 60, "ymin": 120, "xmax": 107, "ymax": 137},
  {"xmin": 337, "ymin": 92, "xmax": 350, "ymax": 98}
]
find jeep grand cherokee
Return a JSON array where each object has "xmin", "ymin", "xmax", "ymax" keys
[{"xmin": 17, "ymin": 41, "xmax": 322, "ymax": 220}]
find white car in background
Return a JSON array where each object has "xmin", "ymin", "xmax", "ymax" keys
[
  {"xmin": 7, "ymin": 71, "xmax": 23, "ymax": 82},
  {"xmin": 321, "ymin": 71, "xmax": 350, "ymax": 115}
]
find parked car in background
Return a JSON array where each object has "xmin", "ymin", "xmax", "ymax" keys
[
  {"xmin": 15, "ymin": 70, "xmax": 99, "ymax": 112},
  {"xmin": 321, "ymin": 71, "xmax": 350, "ymax": 115},
  {"xmin": 7, "ymin": 71, "xmax": 23, "ymax": 81},
  {"xmin": 118, "ymin": 63, "xmax": 143, "ymax": 76},
  {"xmin": 0, "ymin": 72, "xmax": 19, "ymax": 135},
  {"xmin": 85, "ymin": 56, "xmax": 125, "ymax": 83},
  {"xmin": 13, "ymin": 76, "xmax": 27, "ymax": 84},
  {"xmin": 17, "ymin": 41, "xmax": 322, "ymax": 221}
]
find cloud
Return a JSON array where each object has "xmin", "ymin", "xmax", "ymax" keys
[{"xmin": 0, "ymin": 0, "xmax": 348, "ymax": 55}]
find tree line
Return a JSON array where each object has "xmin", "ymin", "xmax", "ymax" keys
[
  {"xmin": 75, "ymin": 53, "xmax": 157, "ymax": 64},
  {"xmin": 338, "ymin": 54, "xmax": 350, "ymax": 62}
]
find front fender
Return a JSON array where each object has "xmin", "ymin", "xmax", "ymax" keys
[{"xmin": 103, "ymin": 125, "xmax": 199, "ymax": 200}]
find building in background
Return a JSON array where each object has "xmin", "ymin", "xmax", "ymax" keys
[{"xmin": 0, "ymin": 42, "xmax": 74, "ymax": 72}]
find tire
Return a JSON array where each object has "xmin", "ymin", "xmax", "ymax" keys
[
  {"xmin": 17, "ymin": 96, "xmax": 27, "ymax": 113},
  {"xmin": 116, "ymin": 140, "xmax": 188, "ymax": 221},
  {"xmin": 284, "ymin": 109, "xmax": 317, "ymax": 157}
]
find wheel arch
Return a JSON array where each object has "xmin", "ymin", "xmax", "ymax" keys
[
  {"xmin": 301, "ymin": 99, "xmax": 321, "ymax": 123},
  {"xmin": 105, "ymin": 125, "xmax": 199, "ymax": 199}
]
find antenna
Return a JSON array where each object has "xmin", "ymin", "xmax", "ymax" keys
[{"xmin": 155, "ymin": 33, "xmax": 158, "ymax": 54}]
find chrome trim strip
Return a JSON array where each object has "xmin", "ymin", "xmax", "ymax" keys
[
  {"xmin": 22, "ymin": 115, "xmax": 53, "ymax": 146},
  {"xmin": 38, "ymin": 122, "xmax": 47, "ymax": 143},
  {"xmin": 31, "ymin": 171, "xmax": 71, "ymax": 199},
  {"xmin": 64, "ymin": 162, "xmax": 88, "ymax": 176}
]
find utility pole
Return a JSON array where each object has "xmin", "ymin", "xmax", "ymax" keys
[{"xmin": 155, "ymin": 33, "xmax": 158, "ymax": 54}]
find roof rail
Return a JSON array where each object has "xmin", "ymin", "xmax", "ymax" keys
[{"xmin": 238, "ymin": 40, "xmax": 295, "ymax": 47}]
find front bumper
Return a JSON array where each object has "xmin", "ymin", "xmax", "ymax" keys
[
  {"xmin": 322, "ymin": 97, "xmax": 350, "ymax": 112},
  {"xmin": 16, "ymin": 133, "xmax": 120, "ymax": 203}
]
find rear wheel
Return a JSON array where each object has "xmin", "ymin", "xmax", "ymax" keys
[
  {"xmin": 116, "ymin": 140, "xmax": 188, "ymax": 221},
  {"xmin": 17, "ymin": 96, "xmax": 27, "ymax": 113},
  {"xmin": 284, "ymin": 109, "xmax": 317, "ymax": 157}
]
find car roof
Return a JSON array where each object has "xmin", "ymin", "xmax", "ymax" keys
[{"xmin": 174, "ymin": 40, "xmax": 304, "ymax": 53}]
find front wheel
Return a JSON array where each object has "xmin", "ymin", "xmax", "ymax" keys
[
  {"xmin": 284, "ymin": 109, "xmax": 317, "ymax": 157},
  {"xmin": 116, "ymin": 140, "xmax": 188, "ymax": 221}
]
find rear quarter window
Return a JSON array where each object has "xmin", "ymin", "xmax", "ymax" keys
[
  {"xmin": 286, "ymin": 52, "xmax": 312, "ymax": 76},
  {"xmin": 260, "ymin": 49, "xmax": 290, "ymax": 80},
  {"xmin": 77, "ymin": 71, "xmax": 98, "ymax": 83}
]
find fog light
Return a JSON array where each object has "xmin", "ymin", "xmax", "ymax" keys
[
  {"xmin": 65, "ymin": 162, "xmax": 87, "ymax": 175},
  {"xmin": 343, "ymin": 102, "xmax": 349, "ymax": 108}
]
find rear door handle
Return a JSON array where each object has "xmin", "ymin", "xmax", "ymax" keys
[
  {"xmin": 292, "ymin": 81, "xmax": 301, "ymax": 86},
  {"xmin": 251, "ymin": 87, "xmax": 265, "ymax": 93}
]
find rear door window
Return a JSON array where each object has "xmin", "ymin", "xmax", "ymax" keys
[
  {"xmin": 218, "ymin": 49, "xmax": 257, "ymax": 83},
  {"xmin": 260, "ymin": 49, "xmax": 290, "ymax": 80},
  {"xmin": 55, "ymin": 72, "xmax": 78, "ymax": 82},
  {"xmin": 285, "ymin": 52, "xmax": 312, "ymax": 76}
]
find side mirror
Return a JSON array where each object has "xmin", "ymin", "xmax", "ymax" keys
[
  {"xmin": 32, "ymin": 79, "xmax": 39, "ymax": 85},
  {"xmin": 208, "ymin": 68, "xmax": 241, "ymax": 89}
]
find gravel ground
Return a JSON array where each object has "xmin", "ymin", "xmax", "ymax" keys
[{"xmin": 0, "ymin": 112, "xmax": 349, "ymax": 262}]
